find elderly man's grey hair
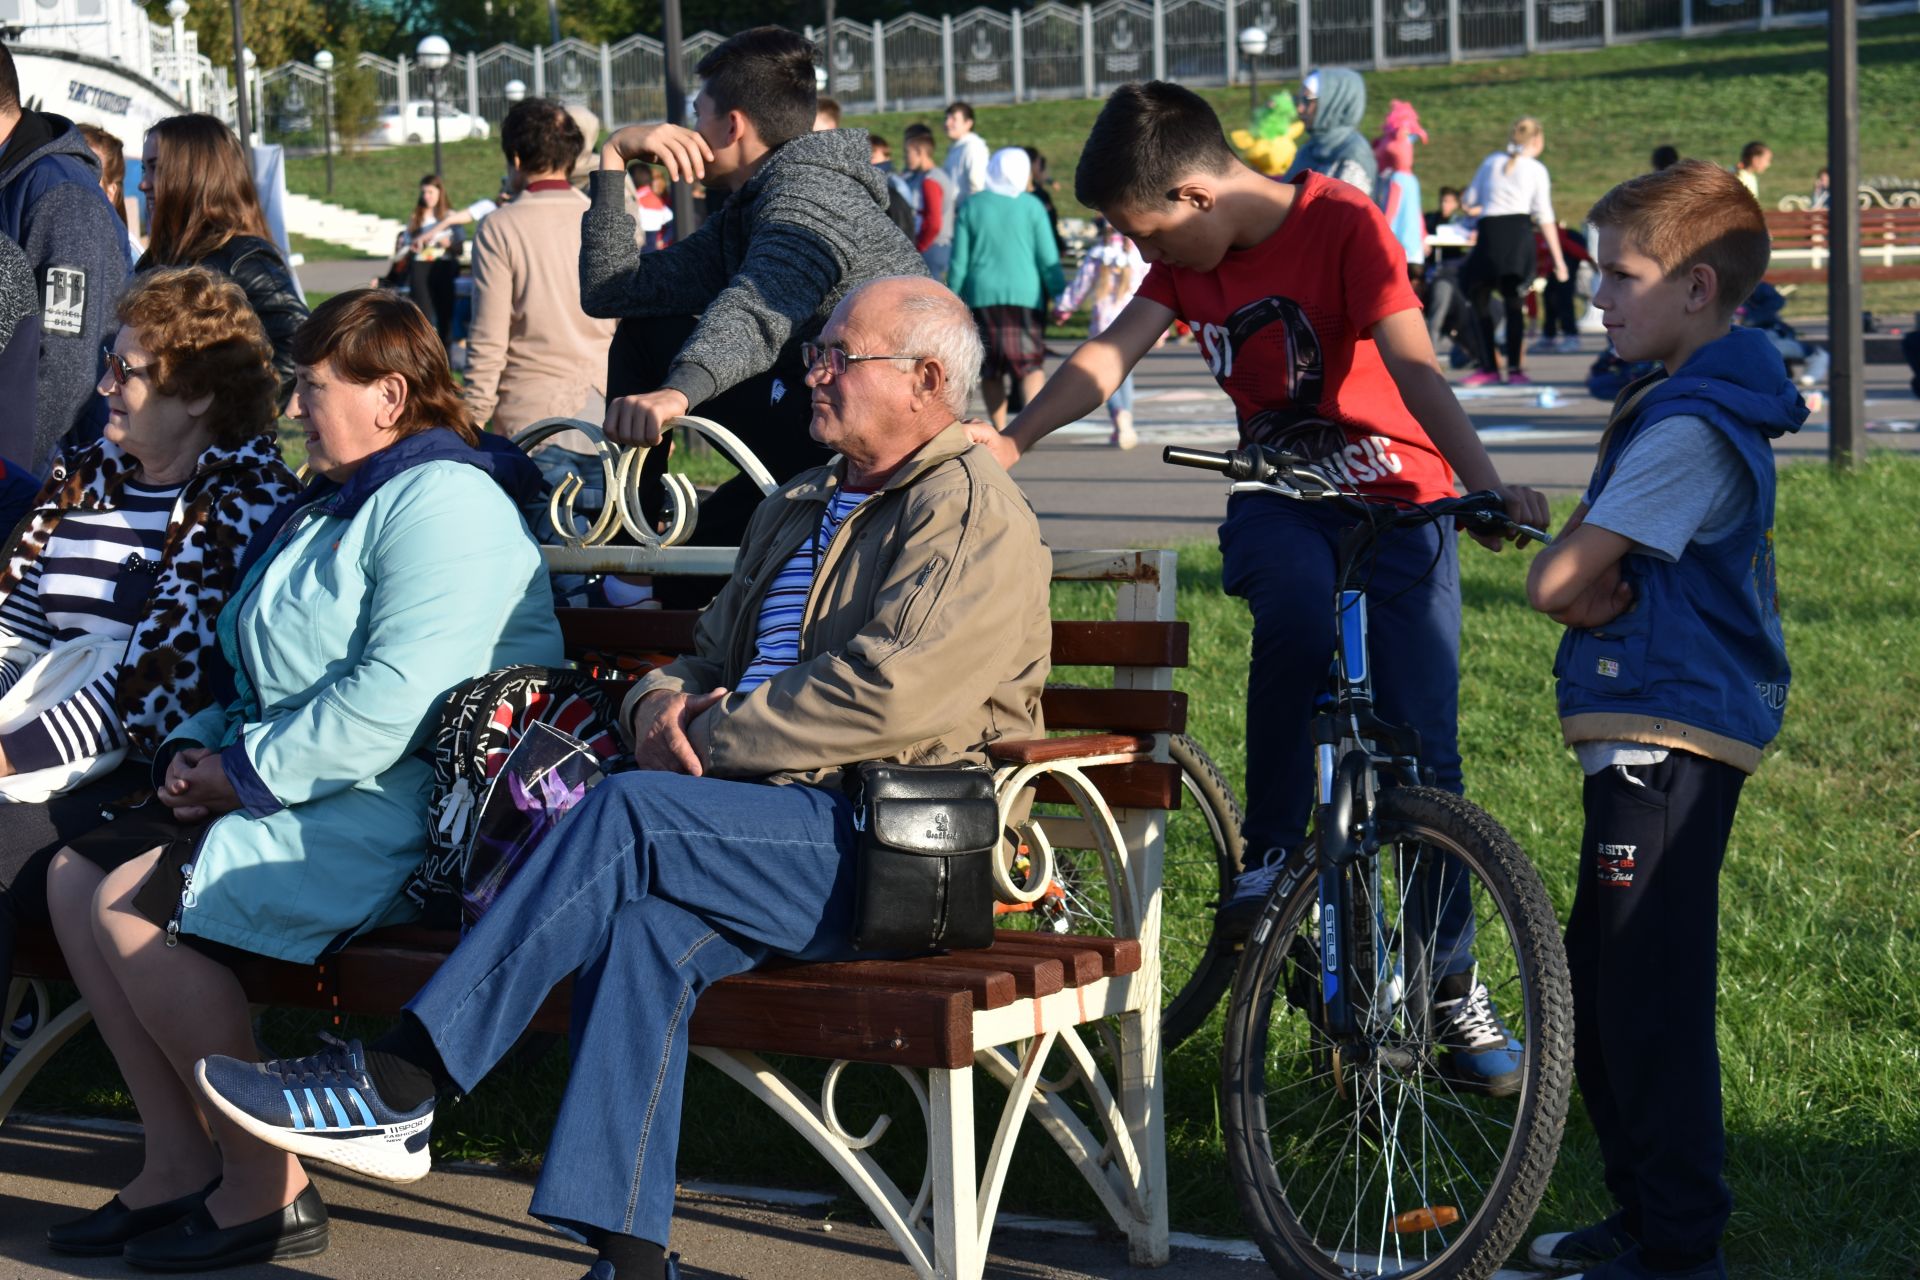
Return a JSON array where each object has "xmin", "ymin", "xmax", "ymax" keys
[{"xmin": 858, "ymin": 277, "xmax": 983, "ymax": 418}]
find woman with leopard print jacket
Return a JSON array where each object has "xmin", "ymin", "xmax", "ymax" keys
[{"xmin": 0, "ymin": 267, "xmax": 296, "ymax": 1000}]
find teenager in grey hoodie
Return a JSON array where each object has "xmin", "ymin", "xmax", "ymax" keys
[
  {"xmin": 0, "ymin": 47, "xmax": 134, "ymax": 471},
  {"xmin": 1284, "ymin": 67, "xmax": 1377, "ymax": 194},
  {"xmin": 580, "ymin": 25, "xmax": 926, "ymax": 554}
]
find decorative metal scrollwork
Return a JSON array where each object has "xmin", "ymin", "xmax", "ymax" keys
[{"xmin": 511, "ymin": 415, "xmax": 778, "ymax": 551}]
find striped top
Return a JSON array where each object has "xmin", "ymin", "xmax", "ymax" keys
[
  {"xmin": 735, "ymin": 488, "xmax": 873, "ymax": 695},
  {"xmin": 0, "ymin": 479, "xmax": 180, "ymax": 772}
]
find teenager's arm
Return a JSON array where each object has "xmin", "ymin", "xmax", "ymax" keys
[
  {"xmin": 580, "ymin": 171, "xmax": 730, "ymax": 319},
  {"xmin": 973, "ymin": 296, "xmax": 1173, "ymax": 469},
  {"xmin": 1371, "ymin": 308, "xmax": 1551, "ymax": 544},
  {"xmin": 915, "ymin": 179, "xmax": 943, "ymax": 253},
  {"xmin": 1527, "ymin": 505, "xmax": 1634, "ymax": 627}
]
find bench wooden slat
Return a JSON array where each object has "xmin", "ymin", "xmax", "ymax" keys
[
  {"xmin": 1040, "ymin": 687, "xmax": 1187, "ymax": 735},
  {"xmin": 1048, "ymin": 620, "xmax": 1189, "ymax": 668},
  {"xmin": 765, "ymin": 957, "xmax": 1020, "ymax": 1010},
  {"xmin": 913, "ymin": 949, "xmax": 1065, "ymax": 998},
  {"xmin": 1029, "ymin": 761, "xmax": 1182, "ymax": 811},
  {"xmin": 994, "ymin": 931, "xmax": 1142, "ymax": 978},
  {"xmin": 980, "ymin": 935, "xmax": 1105, "ymax": 987},
  {"xmin": 689, "ymin": 976, "xmax": 976, "ymax": 1070},
  {"xmin": 988, "ymin": 733, "xmax": 1149, "ymax": 765}
]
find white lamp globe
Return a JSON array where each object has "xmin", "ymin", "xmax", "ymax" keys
[{"xmin": 416, "ymin": 34, "xmax": 453, "ymax": 72}]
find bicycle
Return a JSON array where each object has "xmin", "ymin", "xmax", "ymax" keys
[{"xmin": 1163, "ymin": 443, "xmax": 1574, "ymax": 1280}]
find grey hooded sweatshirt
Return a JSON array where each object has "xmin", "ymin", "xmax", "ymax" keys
[
  {"xmin": 578, "ymin": 127, "xmax": 928, "ymax": 409},
  {"xmin": 1284, "ymin": 68, "xmax": 1377, "ymax": 195},
  {"xmin": 0, "ymin": 112, "xmax": 134, "ymax": 470}
]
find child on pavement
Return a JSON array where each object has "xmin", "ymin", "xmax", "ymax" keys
[
  {"xmin": 1524, "ymin": 159, "xmax": 1802, "ymax": 1280},
  {"xmin": 971, "ymin": 80, "xmax": 1551, "ymax": 1093}
]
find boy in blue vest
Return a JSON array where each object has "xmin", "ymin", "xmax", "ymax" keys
[{"xmin": 1524, "ymin": 160, "xmax": 1803, "ymax": 1280}]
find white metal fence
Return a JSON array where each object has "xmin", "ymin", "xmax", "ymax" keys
[{"xmin": 230, "ymin": 0, "xmax": 1904, "ymax": 148}]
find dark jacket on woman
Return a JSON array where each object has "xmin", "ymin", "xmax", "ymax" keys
[
  {"xmin": 0, "ymin": 431, "xmax": 299, "ymax": 762},
  {"xmin": 141, "ymin": 236, "xmax": 309, "ymax": 409}
]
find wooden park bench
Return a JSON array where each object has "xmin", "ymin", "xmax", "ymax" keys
[
  {"xmin": 1764, "ymin": 206, "xmax": 1920, "ymax": 286},
  {"xmin": 2, "ymin": 528, "xmax": 1187, "ymax": 1280}
]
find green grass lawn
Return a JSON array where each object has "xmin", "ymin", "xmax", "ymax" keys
[
  {"xmin": 287, "ymin": 16, "xmax": 1920, "ymax": 323},
  {"xmin": 22, "ymin": 453, "xmax": 1920, "ymax": 1276}
]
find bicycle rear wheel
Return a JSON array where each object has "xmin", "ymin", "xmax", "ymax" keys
[
  {"xmin": 997, "ymin": 731, "xmax": 1243, "ymax": 1050},
  {"xmin": 1222, "ymin": 785, "xmax": 1572, "ymax": 1279}
]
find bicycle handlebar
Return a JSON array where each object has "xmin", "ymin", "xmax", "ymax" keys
[{"xmin": 1163, "ymin": 444, "xmax": 1549, "ymax": 544}]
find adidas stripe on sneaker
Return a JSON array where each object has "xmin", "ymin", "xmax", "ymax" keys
[{"xmin": 195, "ymin": 1034, "xmax": 434, "ymax": 1184}]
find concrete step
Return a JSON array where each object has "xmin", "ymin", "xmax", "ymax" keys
[{"xmin": 282, "ymin": 192, "xmax": 404, "ymax": 258}]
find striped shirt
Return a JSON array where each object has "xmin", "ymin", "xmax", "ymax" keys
[
  {"xmin": 0, "ymin": 479, "xmax": 180, "ymax": 771},
  {"xmin": 735, "ymin": 488, "xmax": 873, "ymax": 695}
]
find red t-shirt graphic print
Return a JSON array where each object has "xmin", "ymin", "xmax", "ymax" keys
[{"xmin": 1137, "ymin": 172, "xmax": 1457, "ymax": 504}]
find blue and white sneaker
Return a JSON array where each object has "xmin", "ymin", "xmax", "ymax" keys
[
  {"xmin": 581, "ymin": 1257, "xmax": 682, "ymax": 1280},
  {"xmin": 1530, "ymin": 1213, "xmax": 1639, "ymax": 1271},
  {"xmin": 194, "ymin": 1034, "xmax": 434, "ymax": 1183},
  {"xmin": 1433, "ymin": 969, "xmax": 1524, "ymax": 1096},
  {"xmin": 1214, "ymin": 852, "xmax": 1289, "ymax": 942}
]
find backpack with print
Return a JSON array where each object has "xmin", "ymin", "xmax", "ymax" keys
[{"xmin": 406, "ymin": 665, "xmax": 626, "ymax": 919}]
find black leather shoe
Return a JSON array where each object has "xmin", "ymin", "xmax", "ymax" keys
[
  {"xmin": 47, "ymin": 1179, "xmax": 219, "ymax": 1256},
  {"xmin": 123, "ymin": 1182, "xmax": 329, "ymax": 1272}
]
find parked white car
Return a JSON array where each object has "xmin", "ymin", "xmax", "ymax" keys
[{"xmin": 368, "ymin": 102, "xmax": 491, "ymax": 147}]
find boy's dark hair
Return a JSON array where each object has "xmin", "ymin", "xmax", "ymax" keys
[
  {"xmin": 868, "ymin": 132, "xmax": 889, "ymax": 150},
  {"xmin": 1438, "ymin": 185, "xmax": 1461, "ymax": 201},
  {"xmin": 0, "ymin": 45, "xmax": 17, "ymax": 113},
  {"xmin": 1650, "ymin": 144, "xmax": 1679, "ymax": 171},
  {"xmin": 1587, "ymin": 159, "xmax": 1770, "ymax": 316},
  {"xmin": 501, "ymin": 98, "xmax": 584, "ymax": 176},
  {"xmin": 1740, "ymin": 140, "xmax": 1770, "ymax": 166},
  {"xmin": 1075, "ymin": 81, "xmax": 1237, "ymax": 214},
  {"xmin": 946, "ymin": 101, "xmax": 974, "ymax": 123},
  {"xmin": 903, "ymin": 123, "xmax": 935, "ymax": 147},
  {"xmin": 695, "ymin": 26, "xmax": 818, "ymax": 151}
]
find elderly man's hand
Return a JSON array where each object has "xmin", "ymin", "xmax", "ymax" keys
[
  {"xmin": 605, "ymin": 388, "xmax": 690, "ymax": 449},
  {"xmin": 631, "ymin": 687, "xmax": 729, "ymax": 775},
  {"xmin": 159, "ymin": 747, "xmax": 243, "ymax": 823},
  {"xmin": 963, "ymin": 420, "xmax": 1022, "ymax": 470}
]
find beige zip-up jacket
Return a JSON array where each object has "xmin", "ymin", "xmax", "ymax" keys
[{"xmin": 624, "ymin": 422, "xmax": 1052, "ymax": 788}]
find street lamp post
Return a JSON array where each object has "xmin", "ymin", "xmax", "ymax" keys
[
  {"xmin": 314, "ymin": 49, "xmax": 335, "ymax": 196},
  {"xmin": 1237, "ymin": 25, "xmax": 1268, "ymax": 118},
  {"xmin": 166, "ymin": 0, "xmax": 191, "ymax": 109},
  {"xmin": 416, "ymin": 34, "xmax": 452, "ymax": 177},
  {"xmin": 242, "ymin": 45, "xmax": 257, "ymax": 145}
]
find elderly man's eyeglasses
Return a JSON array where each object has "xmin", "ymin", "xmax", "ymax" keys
[
  {"xmin": 101, "ymin": 346, "xmax": 156, "ymax": 389},
  {"xmin": 801, "ymin": 344, "xmax": 922, "ymax": 377}
]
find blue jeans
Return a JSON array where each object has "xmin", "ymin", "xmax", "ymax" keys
[
  {"xmin": 1220, "ymin": 490, "xmax": 1476, "ymax": 973},
  {"xmin": 406, "ymin": 771, "xmax": 862, "ymax": 1245}
]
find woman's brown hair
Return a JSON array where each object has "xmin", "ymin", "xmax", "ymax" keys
[
  {"xmin": 142, "ymin": 114, "xmax": 274, "ymax": 267},
  {"xmin": 117, "ymin": 267, "xmax": 278, "ymax": 447},
  {"xmin": 291, "ymin": 290, "xmax": 476, "ymax": 443},
  {"xmin": 77, "ymin": 123, "xmax": 128, "ymax": 226},
  {"xmin": 407, "ymin": 174, "xmax": 452, "ymax": 233}
]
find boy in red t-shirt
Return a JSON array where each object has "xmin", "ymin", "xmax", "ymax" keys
[{"xmin": 973, "ymin": 81, "xmax": 1551, "ymax": 1092}]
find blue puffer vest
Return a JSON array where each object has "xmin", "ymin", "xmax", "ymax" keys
[{"xmin": 1555, "ymin": 326, "xmax": 1805, "ymax": 773}]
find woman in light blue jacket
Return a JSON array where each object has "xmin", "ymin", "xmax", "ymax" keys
[{"xmin": 42, "ymin": 290, "xmax": 563, "ymax": 1271}]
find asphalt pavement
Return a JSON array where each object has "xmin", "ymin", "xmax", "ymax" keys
[{"xmin": 0, "ymin": 1116, "xmax": 1276, "ymax": 1280}]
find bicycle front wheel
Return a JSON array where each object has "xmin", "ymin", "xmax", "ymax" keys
[{"xmin": 1221, "ymin": 785, "xmax": 1573, "ymax": 1280}]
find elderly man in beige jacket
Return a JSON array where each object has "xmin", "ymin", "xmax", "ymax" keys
[{"xmin": 462, "ymin": 98, "xmax": 615, "ymax": 445}]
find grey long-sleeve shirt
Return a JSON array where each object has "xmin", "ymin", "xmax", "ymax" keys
[{"xmin": 578, "ymin": 128, "xmax": 928, "ymax": 409}]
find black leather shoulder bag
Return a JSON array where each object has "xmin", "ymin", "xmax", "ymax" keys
[{"xmin": 845, "ymin": 761, "xmax": 999, "ymax": 952}]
